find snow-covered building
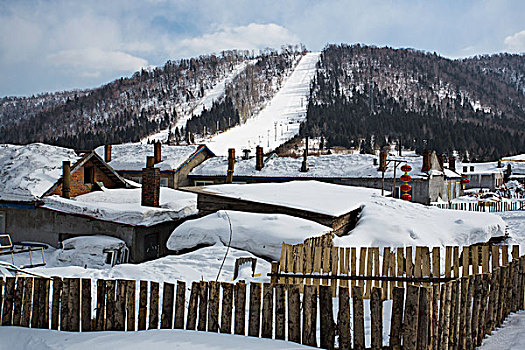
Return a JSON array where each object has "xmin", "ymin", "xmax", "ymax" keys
[
  {"xmin": 188, "ymin": 149, "xmax": 463, "ymax": 205},
  {"xmin": 95, "ymin": 143, "xmax": 215, "ymax": 189},
  {"xmin": 0, "ymin": 143, "xmax": 198, "ymax": 262}
]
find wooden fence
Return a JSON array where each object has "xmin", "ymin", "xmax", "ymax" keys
[
  {"xmin": 432, "ymin": 201, "xmax": 524, "ymax": 212},
  {"xmin": 1, "ymin": 254, "xmax": 525, "ymax": 349},
  {"xmin": 277, "ymin": 241, "xmax": 521, "ymax": 298}
]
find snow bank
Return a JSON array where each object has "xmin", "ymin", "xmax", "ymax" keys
[
  {"xmin": 95, "ymin": 143, "xmax": 199, "ymax": 171},
  {"xmin": 167, "ymin": 210, "xmax": 331, "ymax": 260},
  {"xmin": 0, "ymin": 327, "xmax": 311, "ymax": 350},
  {"xmin": 42, "ymin": 187, "xmax": 197, "ymax": 226},
  {"xmin": 0, "ymin": 143, "xmax": 80, "ymax": 201},
  {"xmin": 480, "ymin": 310, "xmax": 525, "ymax": 349}
]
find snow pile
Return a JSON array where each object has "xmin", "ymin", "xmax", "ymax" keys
[
  {"xmin": 480, "ymin": 310, "xmax": 525, "ymax": 350},
  {"xmin": 167, "ymin": 211, "xmax": 332, "ymax": 260},
  {"xmin": 191, "ymin": 152, "xmax": 433, "ymax": 179},
  {"xmin": 55, "ymin": 235, "xmax": 126, "ymax": 268},
  {"xmin": 0, "ymin": 143, "xmax": 80, "ymax": 202},
  {"xmin": 95, "ymin": 143, "xmax": 200, "ymax": 171},
  {"xmin": 42, "ymin": 187, "xmax": 197, "ymax": 226},
  {"xmin": 0, "ymin": 327, "xmax": 311, "ymax": 350},
  {"xmin": 204, "ymin": 52, "xmax": 320, "ymax": 156}
]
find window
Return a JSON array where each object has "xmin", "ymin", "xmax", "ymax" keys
[
  {"xmin": 84, "ymin": 166, "xmax": 95, "ymax": 184},
  {"xmin": 160, "ymin": 178, "xmax": 168, "ymax": 187},
  {"xmin": 195, "ymin": 180, "xmax": 214, "ymax": 186}
]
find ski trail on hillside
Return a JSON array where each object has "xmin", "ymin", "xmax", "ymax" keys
[{"xmin": 204, "ymin": 52, "xmax": 320, "ymax": 156}]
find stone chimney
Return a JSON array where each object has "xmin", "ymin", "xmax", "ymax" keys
[
  {"xmin": 300, "ymin": 135, "xmax": 309, "ymax": 172},
  {"xmin": 449, "ymin": 156, "xmax": 456, "ymax": 172},
  {"xmin": 421, "ymin": 149, "xmax": 431, "ymax": 172},
  {"xmin": 226, "ymin": 148, "xmax": 235, "ymax": 183},
  {"xmin": 438, "ymin": 154, "xmax": 445, "ymax": 170},
  {"xmin": 255, "ymin": 146, "xmax": 264, "ymax": 171},
  {"xmin": 62, "ymin": 161, "xmax": 71, "ymax": 199},
  {"xmin": 154, "ymin": 142, "xmax": 162, "ymax": 164},
  {"xmin": 142, "ymin": 156, "xmax": 160, "ymax": 207},
  {"xmin": 104, "ymin": 145, "xmax": 112, "ymax": 163},
  {"xmin": 378, "ymin": 151, "xmax": 387, "ymax": 172},
  {"xmin": 497, "ymin": 160, "xmax": 502, "ymax": 168}
]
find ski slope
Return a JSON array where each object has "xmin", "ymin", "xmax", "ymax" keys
[{"xmin": 204, "ymin": 52, "xmax": 320, "ymax": 156}]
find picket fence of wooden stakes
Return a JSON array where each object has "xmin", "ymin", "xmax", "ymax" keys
[
  {"xmin": 275, "ymin": 239, "xmax": 521, "ymax": 299},
  {"xmin": 1, "ymin": 247, "xmax": 524, "ymax": 350},
  {"xmin": 432, "ymin": 201, "xmax": 524, "ymax": 212}
]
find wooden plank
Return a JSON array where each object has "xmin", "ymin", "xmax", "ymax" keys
[
  {"xmin": 416, "ymin": 286, "xmax": 430, "ymax": 350},
  {"xmin": 138, "ymin": 281, "xmax": 148, "ymax": 331},
  {"xmin": 403, "ymin": 284, "xmax": 420, "ymax": 350},
  {"xmin": 449, "ymin": 280, "xmax": 459, "ymax": 348},
  {"xmin": 12, "ymin": 277, "xmax": 24, "ymax": 326},
  {"xmin": 389, "ymin": 249, "xmax": 397, "ymax": 299},
  {"xmin": 465, "ymin": 276, "xmax": 475, "ymax": 349},
  {"xmin": 197, "ymin": 281, "xmax": 208, "ymax": 331},
  {"xmin": 286, "ymin": 244, "xmax": 294, "ymax": 284},
  {"xmin": 491, "ymin": 245, "xmax": 500, "ymax": 271},
  {"xmin": 397, "ymin": 247, "xmax": 405, "ymax": 288},
  {"xmin": 59, "ymin": 278, "xmax": 70, "ymax": 330},
  {"xmin": 381, "ymin": 248, "xmax": 390, "ymax": 299},
  {"xmin": 414, "ymin": 247, "xmax": 423, "ymax": 281},
  {"xmin": 81, "ymin": 278, "xmax": 92, "ymax": 332},
  {"xmin": 337, "ymin": 286, "xmax": 351, "ymax": 350},
  {"xmin": 261, "ymin": 283, "xmax": 273, "ymax": 339},
  {"xmin": 322, "ymin": 246, "xmax": 331, "ymax": 287},
  {"xmin": 487, "ymin": 268, "xmax": 500, "ymax": 333},
  {"xmin": 370, "ymin": 287, "xmax": 383, "ymax": 350},
  {"xmin": 445, "ymin": 246, "xmax": 452, "ymax": 278},
  {"xmin": 339, "ymin": 247, "xmax": 348, "ymax": 288},
  {"xmin": 149, "ymin": 281, "xmax": 159, "ymax": 329},
  {"xmin": 390, "ymin": 287, "xmax": 404, "ymax": 350},
  {"xmin": 174, "ymin": 280, "xmax": 186, "ymax": 330},
  {"xmin": 248, "ymin": 282, "xmax": 262, "ymax": 337},
  {"xmin": 41, "ymin": 278, "xmax": 51, "ymax": 329},
  {"xmin": 31, "ymin": 278, "xmax": 41, "ymax": 329},
  {"xmin": 462, "ymin": 246, "xmax": 470, "ymax": 277},
  {"xmin": 22, "ymin": 277, "xmax": 34, "ymax": 328},
  {"xmin": 358, "ymin": 247, "xmax": 367, "ymax": 290},
  {"xmin": 1, "ymin": 277, "xmax": 15, "ymax": 326},
  {"xmin": 478, "ymin": 274, "xmax": 490, "ymax": 345},
  {"xmin": 406, "ymin": 247, "xmax": 414, "ymax": 278},
  {"xmin": 352, "ymin": 285, "xmax": 365, "ymax": 350},
  {"xmin": 105, "ymin": 280, "xmax": 116, "ymax": 331},
  {"xmin": 365, "ymin": 247, "xmax": 374, "ymax": 298},
  {"xmin": 234, "ymin": 281, "xmax": 246, "ymax": 335},
  {"xmin": 313, "ymin": 246, "xmax": 322, "ymax": 287},
  {"xmin": 304, "ymin": 246, "xmax": 312, "ymax": 286},
  {"xmin": 302, "ymin": 285, "xmax": 317, "ymax": 347},
  {"xmin": 472, "ymin": 245, "xmax": 480, "ymax": 275},
  {"xmin": 126, "ymin": 280, "xmax": 136, "ymax": 331},
  {"xmin": 512, "ymin": 245, "xmax": 519, "ymax": 260},
  {"xmin": 459, "ymin": 277, "xmax": 470, "ymax": 350},
  {"xmin": 453, "ymin": 246, "xmax": 460, "ymax": 278},
  {"xmin": 441, "ymin": 282, "xmax": 452, "ymax": 350},
  {"xmin": 275, "ymin": 284, "xmax": 286, "ymax": 340},
  {"xmin": 95, "ymin": 279, "xmax": 106, "ymax": 331},
  {"xmin": 432, "ymin": 247, "xmax": 440, "ymax": 278},
  {"xmin": 421, "ymin": 247, "xmax": 431, "ymax": 287},
  {"xmin": 470, "ymin": 275, "xmax": 482, "ymax": 347},
  {"xmin": 220, "ymin": 282, "xmax": 233, "ymax": 334},
  {"xmin": 482, "ymin": 246, "xmax": 490, "ymax": 274},
  {"xmin": 319, "ymin": 285, "xmax": 335, "ymax": 349},
  {"xmin": 288, "ymin": 284, "xmax": 301, "ymax": 343},
  {"xmin": 69, "ymin": 278, "xmax": 81, "ymax": 331},
  {"xmin": 114, "ymin": 279, "xmax": 126, "ymax": 331},
  {"xmin": 431, "ymin": 284, "xmax": 440, "ymax": 350},
  {"xmin": 331, "ymin": 246, "xmax": 339, "ymax": 296},
  {"xmin": 373, "ymin": 247, "xmax": 380, "ymax": 289}
]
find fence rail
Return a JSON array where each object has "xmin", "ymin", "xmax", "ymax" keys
[{"xmin": 432, "ymin": 201, "xmax": 524, "ymax": 212}]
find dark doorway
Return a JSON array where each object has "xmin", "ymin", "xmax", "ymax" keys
[{"xmin": 144, "ymin": 232, "xmax": 159, "ymax": 260}]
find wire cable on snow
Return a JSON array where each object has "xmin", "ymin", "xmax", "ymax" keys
[{"xmin": 216, "ymin": 211, "xmax": 233, "ymax": 282}]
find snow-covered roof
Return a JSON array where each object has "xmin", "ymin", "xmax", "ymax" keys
[
  {"xmin": 0, "ymin": 143, "xmax": 81, "ymax": 202},
  {"xmin": 459, "ymin": 155, "xmax": 525, "ymax": 176},
  {"xmin": 191, "ymin": 152, "xmax": 444, "ymax": 179},
  {"xmin": 42, "ymin": 187, "xmax": 197, "ymax": 226},
  {"xmin": 94, "ymin": 143, "xmax": 205, "ymax": 172}
]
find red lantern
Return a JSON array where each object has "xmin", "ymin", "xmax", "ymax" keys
[
  {"xmin": 401, "ymin": 164, "xmax": 412, "ymax": 172},
  {"xmin": 400, "ymin": 184, "xmax": 412, "ymax": 192},
  {"xmin": 400, "ymin": 174, "xmax": 412, "ymax": 182},
  {"xmin": 461, "ymin": 178, "xmax": 470, "ymax": 184},
  {"xmin": 401, "ymin": 193, "xmax": 412, "ymax": 201}
]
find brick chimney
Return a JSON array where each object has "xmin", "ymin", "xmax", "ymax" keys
[
  {"xmin": 255, "ymin": 146, "xmax": 264, "ymax": 171},
  {"xmin": 142, "ymin": 156, "xmax": 160, "ymax": 207},
  {"xmin": 154, "ymin": 142, "xmax": 162, "ymax": 164},
  {"xmin": 104, "ymin": 145, "xmax": 112, "ymax": 163},
  {"xmin": 421, "ymin": 149, "xmax": 431, "ymax": 172},
  {"xmin": 449, "ymin": 156, "xmax": 456, "ymax": 172},
  {"xmin": 378, "ymin": 151, "xmax": 387, "ymax": 172},
  {"xmin": 226, "ymin": 148, "xmax": 235, "ymax": 183},
  {"xmin": 62, "ymin": 161, "xmax": 71, "ymax": 199}
]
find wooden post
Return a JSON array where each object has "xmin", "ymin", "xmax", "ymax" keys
[
  {"xmin": 365, "ymin": 247, "xmax": 374, "ymax": 298},
  {"xmin": 319, "ymin": 285, "xmax": 335, "ymax": 349},
  {"xmin": 337, "ymin": 286, "xmax": 351, "ymax": 350},
  {"xmin": 453, "ymin": 246, "xmax": 460, "ymax": 278},
  {"xmin": 105, "ymin": 280, "xmax": 116, "ymax": 331},
  {"xmin": 406, "ymin": 247, "xmax": 414, "ymax": 279},
  {"xmin": 31, "ymin": 278, "xmax": 41, "ymax": 329},
  {"xmin": 220, "ymin": 282, "xmax": 233, "ymax": 334},
  {"xmin": 441, "ymin": 282, "xmax": 452, "ymax": 350},
  {"xmin": 502, "ymin": 245, "xmax": 509, "ymax": 266},
  {"xmin": 470, "ymin": 275, "xmax": 482, "ymax": 347},
  {"xmin": 95, "ymin": 279, "xmax": 106, "ymax": 331},
  {"xmin": 403, "ymin": 284, "xmax": 420, "ymax": 350},
  {"xmin": 270, "ymin": 262, "xmax": 279, "ymax": 284},
  {"xmin": 12, "ymin": 277, "xmax": 24, "ymax": 326},
  {"xmin": 462, "ymin": 246, "xmax": 470, "ymax": 277},
  {"xmin": 370, "ymin": 287, "xmax": 383, "ymax": 350},
  {"xmin": 465, "ymin": 276, "xmax": 475, "ymax": 349},
  {"xmin": 478, "ymin": 274, "xmax": 490, "ymax": 345},
  {"xmin": 449, "ymin": 280, "xmax": 459, "ymax": 348},
  {"xmin": 173, "ymin": 280, "xmax": 185, "ymax": 330},
  {"xmin": 416, "ymin": 286, "xmax": 430, "ymax": 350},
  {"xmin": 288, "ymin": 284, "xmax": 301, "ymax": 343},
  {"xmin": 491, "ymin": 245, "xmax": 500, "ymax": 271},
  {"xmin": 313, "ymin": 246, "xmax": 322, "ymax": 288},
  {"xmin": 207, "ymin": 281, "xmax": 220, "ymax": 332},
  {"xmin": 248, "ymin": 282, "xmax": 262, "ymax": 337},
  {"xmin": 331, "ymin": 246, "xmax": 339, "ymax": 296},
  {"xmin": 445, "ymin": 247, "xmax": 452, "ymax": 278},
  {"xmin": 382, "ymin": 248, "xmax": 391, "ymax": 298},
  {"xmin": 275, "ymin": 284, "xmax": 286, "ymax": 340},
  {"xmin": 390, "ymin": 287, "xmax": 405, "ymax": 350},
  {"xmin": 22, "ymin": 278, "xmax": 34, "ymax": 328},
  {"xmin": 68, "ymin": 278, "xmax": 80, "ymax": 331},
  {"xmin": 138, "ymin": 281, "xmax": 148, "ymax": 330},
  {"xmin": 114, "ymin": 279, "xmax": 126, "ymax": 331},
  {"xmin": 322, "ymin": 246, "xmax": 331, "ymax": 287},
  {"xmin": 149, "ymin": 281, "xmax": 159, "ymax": 329},
  {"xmin": 431, "ymin": 284, "xmax": 440, "ymax": 350},
  {"xmin": 351, "ymin": 247, "xmax": 357, "ymax": 291},
  {"xmin": 459, "ymin": 277, "xmax": 470, "ymax": 349},
  {"xmin": 358, "ymin": 247, "xmax": 367, "ymax": 290},
  {"xmin": 197, "ymin": 281, "xmax": 208, "ymax": 331},
  {"xmin": 2, "ymin": 277, "xmax": 15, "ymax": 326},
  {"xmin": 234, "ymin": 281, "xmax": 246, "ymax": 335},
  {"xmin": 126, "ymin": 280, "xmax": 136, "ymax": 331},
  {"xmin": 352, "ymin": 285, "xmax": 365, "ymax": 350},
  {"xmin": 81, "ymin": 278, "xmax": 92, "ymax": 332},
  {"xmin": 302, "ymin": 285, "xmax": 317, "ymax": 347},
  {"xmin": 422, "ymin": 247, "xmax": 431, "ymax": 287},
  {"xmin": 482, "ymin": 246, "xmax": 490, "ymax": 273},
  {"xmin": 261, "ymin": 283, "xmax": 273, "ymax": 339},
  {"xmin": 340, "ymin": 247, "xmax": 348, "ymax": 288}
]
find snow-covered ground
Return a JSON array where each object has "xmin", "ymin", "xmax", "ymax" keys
[
  {"xmin": 480, "ymin": 310, "xmax": 525, "ymax": 349},
  {"xmin": 204, "ymin": 52, "xmax": 320, "ymax": 156},
  {"xmin": 0, "ymin": 327, "xmax": 311, "ymax": 350}
]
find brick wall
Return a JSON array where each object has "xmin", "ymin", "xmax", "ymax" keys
[
  {"xmin": 52, "ymin": 160, "xmax": 117, "ymax": 198},
  {"xmin": 142, "ymin": 167, "xmax": 160, "ymax": 207}
]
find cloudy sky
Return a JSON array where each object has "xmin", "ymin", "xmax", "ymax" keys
[{"xmin": 1, "ymin": 0, "xmax": 525, "ymax": 96}]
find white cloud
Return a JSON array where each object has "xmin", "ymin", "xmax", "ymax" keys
[
  {"xmin": 504, "ymin": 30, "xmax": 525, "ymax": 53},
  {"xmin": 172, "ymin": 23, "xmax": 300, "ymax": 57},
  {"xmin": 47, "ymin": 48, "xmax": 148, "ymax": 72}
]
